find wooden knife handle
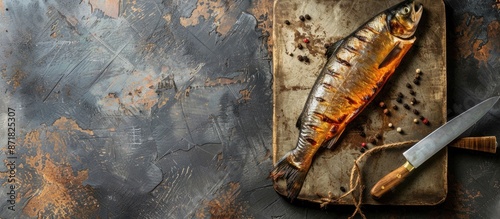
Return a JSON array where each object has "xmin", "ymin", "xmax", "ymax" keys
[
  {"xmin": 370, "ymin": 161, "xmax": 414, "ymax": 199},
  {"xmin": 450, "ymin": 136, "xmax": 497, "ymax": 153}
]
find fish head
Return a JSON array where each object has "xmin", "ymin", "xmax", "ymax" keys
[{"xmin": 387, "ymin": 0, "xmax": 423, "ymax": 39}]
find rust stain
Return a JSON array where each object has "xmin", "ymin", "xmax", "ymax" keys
[
  {"xmin": 179, "ymin": 0, "xmax": 237, "ymax": 36},
  {"xmin": 196, "ymin": 182, "xmax": 250, "ymax": 219},
  {"xmin": 163, "ymin": 13, "xmax": 172, "ymax": 23},
  {"xmin": 87, "ymin": 0, "xmax": 120, "ymax": 18},
  {"xmin": 248, "ymin": 0, "xmax": 274, "ymax": 52},
  {"xmin": 19, "ymin": 120, "xmax": 99, "ymax": 217},
  {"xmin": 455, "ymin": 13, "xmax": 499, "ymax": 66},
  {"xmin": 443, "ymin": 180, "xmax": 482, "ymax": 218},
  {"xmin": 0, "ymin": 0, "xmax": 4, "ymax": 16},
  {"xmin": 238, "ymin": 86, "xmax": 254, "ymax": 103},
  {"xmin": 7, "ymin": 69, "xmax": 27, "ymax": 91},
  {"xmin": 205, "ymin": 73, "xmax": 246, "ymax": 87},
  {"xmin": 52, "ymin": 116, "xmax": 95, "ymax": 136},
  {"xmin": 99, "ymin": 70, "xmax": 161, "ymax": 115}
]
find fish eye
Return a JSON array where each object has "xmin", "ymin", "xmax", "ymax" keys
[{"xmin": 402, "ymin": 6, "xmax": 411, "ymax": 15}]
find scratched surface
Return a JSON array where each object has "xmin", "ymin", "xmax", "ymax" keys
[{"xmin": 0, "ymin": 0, "xmax": 498, "ymax": 218}]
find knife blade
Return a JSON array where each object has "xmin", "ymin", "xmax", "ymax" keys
[{"xmin": 370, "ymin": 96, "xmax": 500, "ymax": 199}]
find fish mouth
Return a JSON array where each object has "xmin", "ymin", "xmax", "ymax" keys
[{"xmin": 413, "ymin": 3, "xmax": 423, "ymax": 25}]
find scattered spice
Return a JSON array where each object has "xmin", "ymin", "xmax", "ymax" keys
[
  {"xmin": 303, "ymin": 38, "xmax": 310, "ymax": 43},
  {"xmin": 406, "ymin": 83, "xmax": 412, "ymax": 89},
  {"xmin": 297, "ymin": 43, "xmax": 303, "ymax": 50},
  {"xmin": 396, "ymin": 97, "xmax": 403, "ymax": 103},
  {"xmin": 419, "ymin": 116, "xmax": 425, "ymax": 121},
  {"xmin": 340, "ymin": 186, "xmax": 347, "ymax": 193},
  {"xmin": 413, "ymin": 118, "xmax": 419, "ymax": 124},
  {"xmin": 375, "ymin": 133, "xmax": 382, "ymax": 139},
  {"xmin": 423, "ymin": 118, "xmax": 430, "ymax": 125},
  {"xmin": 397, "ymin": 92, "xmax": 404, "ymax": 98},
  {"xmin": 369, "ymin": 137, "xmax": 377, "ymax": 144},
  {"xmin": 379, "ymin": 101, "xmax": 386, "ymax": 108},
  {"xmin": 403, "ymin": 103, "xmax": 410, "ymax": 109},
  {"xmin": 409, "ymin": 90, "xmax": 416, "ymax": 95},
  {"xmin": 360, "ymin": 147, "xmax": 366, "ymax": 153},
  {"xmin": 411, "ymin": 97, "xmax": 417, "ymax": 104},
  {"xmin": 412, "ymin": 109, "xmax": 420, "ymax": 115},
  {"xmin": 303, "ymin": 56, "xmax": 310, "ymax": 63},
  {"xmin": 416, "ymin": 68, "xmax": 422, "ymax": 74},
  {"xmin": 414, "ymin": 75, "xmax": 421, "ymax": 80},
  {"xmin": 396, "ymin": 127, "xmax": 402, "ymax": 133},
  {"xmin": 284, "ymin": 20, "xmax": 291, "ymax": 25},
  {"xmin": 388, "ymin": 123, "xmax": 393, "ymax": 128},
  {"xmin": 361, "ymin": 142, "xmax": 367, "ymax": 148},
  {"xmin": 413, "ymin": 78, "xmax": 420, "ymax": 85},
  {"xmin": 383, "ymin": 108, "xmax": 390, "ymax": 115},
  {"xmin": 305, "ymin": 14, "xmax": 311, "ymax": 20},
  {"xmin": 392, "ymin": 105, "xmax": 398, "ymax": 110},
  {"xmin": 299, "ymin": 15, "xmax": 305, "ymax": 21},
  {"xmin": 289, "ymin": 53, "xmax": 294, "ymax": 57},
  {"xmin": 360, "ymin": 131, "xmax": 366, "ymax": 137},
  {"xmin": 297, "ymin": 55, "xmax": 304, "ymax": 62}
]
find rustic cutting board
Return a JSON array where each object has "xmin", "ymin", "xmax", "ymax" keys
[{"xmin": 272, "ymin": 0, "xmax": 447, "ymax": 205}]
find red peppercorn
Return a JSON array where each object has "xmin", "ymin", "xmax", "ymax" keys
[
  {"xmin": 303, "ymin": 38, "xmax": 310, "ymax": 43},
  {"xmin": 361, "ymin": 142, "xmax": 367, "ymax": 148},
  {"xmin": 423, "ymin": 118, "xmax": 430, "ymax": 125}
]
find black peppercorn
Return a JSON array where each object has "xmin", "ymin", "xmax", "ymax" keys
[
  {"xmin": 413, "ymin": 78, "xmax": 420, "ymax": 85},
  {"xmin": 392, "ymin": 105, "xmax": 398, "ymax": 110},
  {"xmin": 284, "ymin": 20, "xmax": 290, "ymax": 25},
  {"xmin": 403, "ymin": 103, "xmax": 410, "ymax": 109},
  {"xmin": 299, "ymin": 15, "xmax": 305, "ymax": 21},
  {"xmin": 409, "ymin": 90, "xmax": 416, "ymax": 95},
  {"xmin": 406, "ymin": 83, "xmax": 412, "ymax": 89},
  {"xmin": 305, "ymin": 14, "xmax": 311, "ymax": 20},
  {"xmin": 398, "ymin": 92, "xmax": 404, "ymax": 98},
  {"xmin": 298, "ymin": 55, "xmax": 304, "ymax": 62},
  {"xmin": 396, "ymin": 97, "xmax": 402, "ymax": 103},
  {"xmin": 411, "ymin": 97, "xmax": 417, "ymax": 104},
  {"xmin": 360, "ymin": 131, "xmax": 366, "ymax": 137},
  {"xmin": 412, "ymin": 109, "xmax": 420, "ymax": 115},
  {"xmin": 297, "ymin": 43, "xmax": 303, "ymax": 50},
  {"xmin": 303, "ymin": 56, "xmax": 310, "ymax": 63}
]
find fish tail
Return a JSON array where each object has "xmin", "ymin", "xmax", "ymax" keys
[{"xmin": 270, "ymin": 154, "xmax": 309, "ymax": 201}]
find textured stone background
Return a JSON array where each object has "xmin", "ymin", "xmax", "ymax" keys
[{"xmin": 0, "ymin": 0, "xmax": 498, "ymax": 218}]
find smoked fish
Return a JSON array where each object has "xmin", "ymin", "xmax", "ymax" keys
[{"xmin": 271, "ymin": 0, "xmax": 423, "ymax": 201}]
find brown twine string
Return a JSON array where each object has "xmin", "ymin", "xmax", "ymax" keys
[{"xmin": 319, "ymin": 140, "xmax": 418, "ymax": 218}]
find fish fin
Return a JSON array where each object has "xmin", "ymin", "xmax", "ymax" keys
[
  {"xmin": 270, "ymin": 154, "xmax": 308, "ymax": 201},
  {"xmin": 325, "ymin": 39, "xmax": 344, "ymax": 58},
  {"xmin": 323, "ymin": 128, "xmax": 346, "ymax": 149},
  {"xmin": 378, "ymin": 42, "xmax": 402, "ymax": 69}
]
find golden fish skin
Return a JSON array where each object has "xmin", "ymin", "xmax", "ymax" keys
[{"xmin": 271, "ymin": 0, "xmax": 423, "ymax": 201}]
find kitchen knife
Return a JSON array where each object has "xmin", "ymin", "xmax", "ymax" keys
[{"xmin": 370, "ymin": 96, "xmax": 500, "ymax": 199}]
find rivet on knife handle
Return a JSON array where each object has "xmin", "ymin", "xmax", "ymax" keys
[{"xmin": 370, "ymin": 161, "xmax": 415, "ymax": 199}]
